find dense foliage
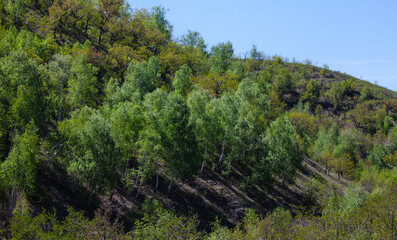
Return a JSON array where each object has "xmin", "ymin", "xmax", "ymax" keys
[{"xmin": 0, "ymin": 0, "xmax": 396, "ymax": 238}]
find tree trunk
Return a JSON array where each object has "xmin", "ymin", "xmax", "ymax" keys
[
  {"xmin": 88, "ymin": 189, "xmax": 94, "ymax": 207},
  {"xmin": 218, "ymin": 141, "xmax": 226, "ymax": 167},
  {"xmin": 167, "ymin": 181, "xmax": 173, "ymax": 196},
  {"xmin": 136, "ymin": 176, "xmax": 144, "ymax": 198},
  {"xmin": 200, "ymin": 159, "xmax": 206, "ymax": 174},
  {"xmin": 58, "ymin": 82, "xmax": 63, "ymax": 122},
  {"xmin": 200, "ymin": 148, "xmax": 207, "ymax": 174},
  {"xmin": 69, "ymin": 103, "xmax": 75, "ymax": 118}
]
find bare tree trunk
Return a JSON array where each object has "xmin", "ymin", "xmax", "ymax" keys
[
  {"xmin": 88, "ymin": 189, "xmax": 94, "ymax": 207},
  {"xmin": 58, "ymin": 82, "xmax": 63, "ymax": 122},
  {"xmin": 200, "ymin": 160, "xmax": 206, "ymax": 174},
  {"xmin": 167, "ymin": 181, "xmax": 173, "ymax": 196},
  {"xmin": 218, "ymin": 141, "xmax": 226, "ymax": 166},
  {"xmin": 200, "ymin": 149, "xmax": 207, "ymax": 174},
  {"xmin": 136, "ymin": 177, "xmax": 143, "ymax": 198}
]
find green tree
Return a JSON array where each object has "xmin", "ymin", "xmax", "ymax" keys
[
  {"xmin": 326, "ymin": 79, "xmax": 356, "ymax": 110},
  {"xmin": 4, "ymin": 0, "xmax": 27, "ymax": 28},
  {"xmin": 173, "ymin": 64, "xmax": 193, "ymax": 96},
  {"xmin": 0, "ymin": 50, "xmax": 47, "ymax": 132},
  {"xmin": 180, "ymin": 30, "xmax": 207, "ymax": 55},
  {"xmin": 159, "ymin": 92, "xmax": 201, "ymax": 191},
  {"xmin": 368, "ymin": 144, "xmax": 390, "ymax": 170},
  {"xmin": 140, "ymin": 90, "xmax": 201, "ymax": 194},
  {"xmin": 67, "ymin": 54, "xmax": 98, "ymax": 112},
  {"xmin": 253, "ymin": 116, "xmax": 301, "ymax": 186},
  {"xmin": 110, "ymin": 101, "xmax": 144, "ymax": 164},
  {"xmin": 273, "ymin": 68, "xmax": 294, "ymax": 95},
  {"xmin": 125, "ymin": 56, "xmax": 161, "ymax": 98},
  {"xmin": 207, "ymin": 92, "xmax": 239, "ymax": 170},
  {"xmin": 301, "ymin": 79, "xmax": 320, "ymax": 106},
  {"xmin": 358, "ymin": 85, "xmax": 374, "ymax": 102},
  {"xmin": 193, "ymin": 70, "xmax": 239, "ymax": 96},
  {"xmin": 210, "ymin": 42, "xmax": 234, "ymax": 73},
  {"xmin": 147, "ymin": 6, "xmax": 173, "ymax": 39},
  {"xmin": 187, "ymin": 86, "xmax": 216, "ymax": 172},
  {"xmin": 333, "ymin": 128, "xmax": 358, "ymax": 164},
  {"xmin": 266, "ymin": 116, "xmax": 302, "ymax": 185},
  {"xmin": 159, "ymin": 42, "xmax": 206, "ymax": 79},
  {"xmin": 233, "ymin": 78, "xmax": 270, "ymax": 167},
  {"xmin": 1, "ymin": 121, "xmax": 39, "ymax": 195},
  {"xmin": 133, "ymin": 208, "xmax": 202, "ymax": 239},
  {"xmin": 43, "ymin": 54, "xmax": 73, "ymax": 122},
  {"xmin": 59, "ymin": 107, "xmax": 118, "ymax": 205},
  {"xmin": 288, "ymin": 111, "xmax": 316, "ymax": 153}
]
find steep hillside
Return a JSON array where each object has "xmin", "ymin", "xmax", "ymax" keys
[{"xmin": 0, "ymin": 0, "xmax": 396, "ymax": 238}]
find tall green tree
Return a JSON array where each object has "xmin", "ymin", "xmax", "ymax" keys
[
  {"xmin": 125, "ymin": 56, "xmax": 161, "ymax": 98},
  {"xmin": 210, "ymin": 42, "xmax": 234, "ymax": 74},
  {"xmin": 187, "ymin": 86, "xmax": 215, "ymax": 172},
  {"xmin": 173, "ymin": 64, "xmax": 193, "ymax": 97},
  {"xmin": 232, "ymin": 78, "xmax": 270, "ymax": 167},
  {"xmin": 140, "ymin": 90, "xmax": 201, "ymax": 194},
  {"xmin": 67, "ymin": 54, "xmax": 98, "ymax": 112},
  {"xmin": 110, "ymin": 100, "xmax": 145, "ymax": 164},
  {"xmin": 301, "ymin": 79, "xmax": 320, "ymax": 106},
  {"xmin": 43, "ymin": 54, "xmax": 72, "ymax": 122},
  {"xmin": 368, "ymin": 144, "xmax": 390, "ymax": 170},
  {"xmin": 180, "ymin": 30, "xmax": 207, "ymax": 55},
  {"xmin": 1, "ymin": 121, "xmax": 39, "ymax": 195},
  {"xmin": 0, "ymin": 50, "xmax": 47, "ymax": 132},
  {"xmin": 207, "ymin": 91, "xmax": 239, "ymax": 170},
  {"xmin": 147, "ymin": 6, "xmax": 173, "ymax": 39},
  {"xmin": 262, "ymin": 116, "xmax": 302, "ymax": 185},
  {"xmin": 59, "ymin": 107, "xmax": 118, "ymax": 205},
  {"xmin": 273, "ymin": 68, "xmax": 294, "ymax": 95}
]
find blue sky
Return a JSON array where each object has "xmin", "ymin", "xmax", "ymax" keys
[{"xmin": 129, "ymin": 0, "xmax": 397, "ymax": 91}]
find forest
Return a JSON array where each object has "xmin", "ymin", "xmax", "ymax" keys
[{"xmin": 0, "ymin": 0, "xmax": 396, "ymax": 239}]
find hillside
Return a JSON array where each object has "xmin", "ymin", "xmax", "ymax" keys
[{"xmin": 0, "ymin": 0, "xmax": 396, "ymax": 239}]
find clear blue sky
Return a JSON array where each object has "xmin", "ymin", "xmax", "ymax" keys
[{"xmin": 129, "ymin": 0, "xmax": 397, "ymax": 91}]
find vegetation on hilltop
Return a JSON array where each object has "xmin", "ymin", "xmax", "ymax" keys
[{"xmin": 0, "ymin": 0, "xmax": 396, "ymax": 238}]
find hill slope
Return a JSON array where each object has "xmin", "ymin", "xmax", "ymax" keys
[{"xmin": 0, "ymin": 0, "xmax": 396, "ymax": 238}]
